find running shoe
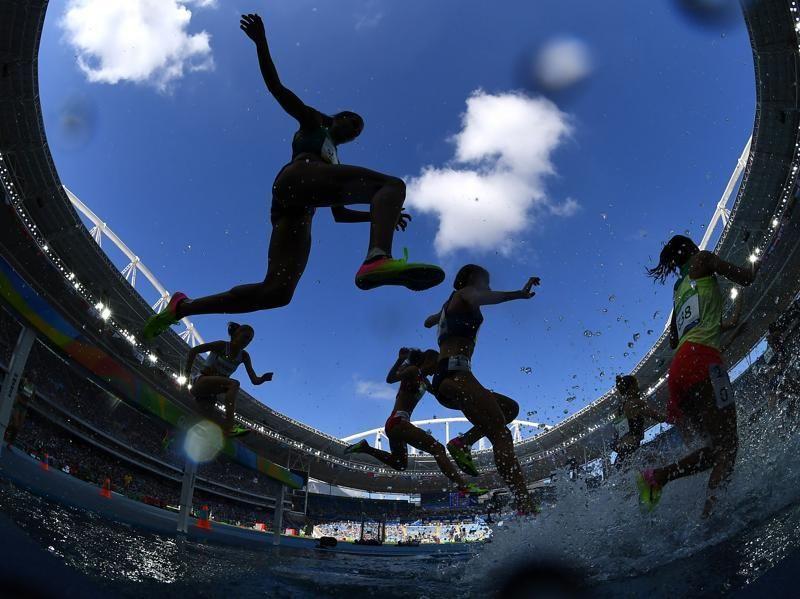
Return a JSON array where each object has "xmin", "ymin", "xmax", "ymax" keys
[
  {"xmin": 143, "ymin": 292, "xmax": 188, "ymax": 341},
  {"xmin": 344, "ymin": 440, "xmax": 369, "ymax": 455},
  {"xmin": 459, "ymin": 483, "xmax": 489, "ymax": 496},
  {"xmin": 224, "ymin": 425, "xmax": 250, "ymax": 438},
  {"xmin": 355, "ymin": 248, "xmax": 445, "ymax": 292},
  {"xmin": 447, "ymin": 438, "xmax": 479, "ymax": 477},
  {"xmin": 636, "ymin": 468, "xmax": 663, "ymax": 512}
]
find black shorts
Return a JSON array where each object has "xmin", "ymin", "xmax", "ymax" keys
[
  {"xmin": 431, "ymin": 358, "xmax": 469, "ymax": 410},
  {"xmin": 270, "ymin": 162, "xmax": 316, "ymax": 225}
]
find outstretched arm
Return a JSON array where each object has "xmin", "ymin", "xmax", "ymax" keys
[
  {"xmin": 386, "ymin": 349, "xmax": 410, "ymax": 383},
  {"xmin": 332, "ymin": 207, "xmax": 412, "ymax": 231},
  {"xmin": 461, "ymin": 277, "xmax": 540, "ymax": 308},
  {"xmin": 669, "ymin": 310, "xmax": 679, "ymax": 350},
  {"xmin": 240, "ymin": 13, "xmax": 322, "ymax": 127},
  {"xmin": 242, "ymin": 351, "xmax": 273, "ymax": 385},
  {"xmin": 331, "ymin": 206, "xmax": 371, "ymax": 223},
  {"xmin": 692, "ymin": 251, "xmax": 757, "ymax": 287}
]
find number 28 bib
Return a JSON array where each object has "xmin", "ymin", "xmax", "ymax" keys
[{"xmin": 676, "ymin": 292, "xmax": 701, "ymax": 340}]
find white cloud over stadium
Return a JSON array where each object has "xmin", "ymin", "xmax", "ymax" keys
[
  {"xmin": 60, "ymin": 0, "xmax": 216, "ymax": 91},
  {"xmin": 354, "ymin": 378, "xmax": 396, "ymax": 401},
  {"xmin": 406, "ymin": 90, "xmax": 577, "ymax": 256}
]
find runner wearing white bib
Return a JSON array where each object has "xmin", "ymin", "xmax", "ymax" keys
[{"xmin": 185, "ymin": 322, "xmax": 273, "ymax": 438}]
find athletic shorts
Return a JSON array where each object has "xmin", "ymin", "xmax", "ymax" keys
[
  {"xmin": 270, "ymin": 162, "xmax": 316, "ymax": 225},
  {"xmin": 431, "ymin": 356, "xmax": 472, "ymax": 409},
  {"xmin": 384, "ymin": 410, "xmax": 410, "ymax": 435},
  {"xmin": 667, "ymin": 341, "xmax": 724, "ymax": 424}
]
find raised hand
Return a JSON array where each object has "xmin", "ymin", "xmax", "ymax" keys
[
  {"xmin": 240, "ymin": 13, "xmax": 266, "ymax": 44},
  {"xmin": 396, "ymin": 212, "xmax": 412, "ymax": 232},
  {"xmin": 520, "ymin": 277, "xmax": 541, "ymax": 299}
]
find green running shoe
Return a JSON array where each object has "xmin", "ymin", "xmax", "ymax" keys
[
  {"xmin": 143, "ymin": 292, "xmax": 188, "ymax": 341},
  {"xmin": 460, "ymin": 482, "xmax": 489, "ymax": 496},
  {"xmin": 636, "ymin": 469, "xmax": 663, "ymax": 512},
  {"xmin": 225, "ymin": 425, "xmax": 250, "ymax": 438},
  {"xmin": 344, "ymin": 440, "xmax": 369, "ymax": 455},
  {"xmin": 447, "ymin": 438, "xmax": 479, "ymax": 477},
  {"xmin": 355, "ymin": 248, "xmax": 445, "ymax": 291}
]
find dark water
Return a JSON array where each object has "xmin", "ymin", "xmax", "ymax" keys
[{"xmin": 1, "ymin": 480, "xmax": 799, "ymax": 597}]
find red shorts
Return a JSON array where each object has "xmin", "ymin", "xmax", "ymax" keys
[
  {"xmin": 384, "ymin": 410, "xmax": 410, "ymax": 435},
  {"xmin": 667, "ymin": 341, "xmax": 723, "ymax": 424}
]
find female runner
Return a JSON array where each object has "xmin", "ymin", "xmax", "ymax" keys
[
  {"xmin": 185, "ymin": 322, "xmax": 273, "ymax": 437},
  {"xmin": 345, "ymin": 348, "xmax": 486, "ymax": 495},
  {"xmin": 144, "ymin": 13, "xmax": 443, "ymax": 340},
  {"xmin": 424, "ymin": 265, "xmax": 540, "ymax": 513}
]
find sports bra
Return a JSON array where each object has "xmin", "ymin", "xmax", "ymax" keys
[
  {"xmin": 291, "ymin": 125, "xmax": 339, "ymax": 164},
  {"xmin": 203, "ymin": 343, "xmax": 243, "ymax": 378},
  {"xmin": 437, "ymin": 293, "xmax": 484, "ymax": 345}
]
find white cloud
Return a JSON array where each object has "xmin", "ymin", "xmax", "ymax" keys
[
  {"xmin": 354, "ymin": 378, "xmax": 396, "ymax": 401},
  {"xmin": 60, "ymin": 0, "xmax": 216, "ymax": 91},
  {"xmin": 406, "ymin": 90, "xmax": 576, "ymax": 255}
]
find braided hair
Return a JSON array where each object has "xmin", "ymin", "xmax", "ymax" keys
[{"xmin": 646, "ymin": 235, "xmax": 699, "ymax": 284}]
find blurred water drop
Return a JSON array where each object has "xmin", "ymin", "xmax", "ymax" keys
[
  {"xmin": 672, "ymin": 0, "xmax": 743, "ymax": 29},
  {"xmin": 57, "ymin": 93, "xmax": 98, "ymax": 150},
  {"xmin": 531, "ymin": 36, "xmax": 593, "ymax": 94}
]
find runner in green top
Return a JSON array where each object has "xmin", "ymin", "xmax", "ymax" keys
[
  {"xmin": 636, "ymin": 235, "xmax": 756, "ymax": 518},
  {"xmin": 143, "ymin": 12, "xmax": 444, "ymax": 341}
]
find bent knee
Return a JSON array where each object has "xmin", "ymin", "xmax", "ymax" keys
[
  {"xmin": 503, "ymin": 398, "xmax": 520, "ymax": 421},
  {"xmin": 257, "ymin": 284, "xmax": 295, "ymax": 309},
  {"xmin": 382, "ymin": 176, "xmax": 406, "ymax": 198}
]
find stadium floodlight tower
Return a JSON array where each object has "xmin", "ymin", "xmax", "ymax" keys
[{"xmin": 65, "ymin": 187, "xmax": 205, "ymax": 347}]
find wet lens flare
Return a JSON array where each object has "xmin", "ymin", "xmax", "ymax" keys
[
  {"xmin": 672, "ymin": 0, "xmax": 744, "ymax": 29},
  {"xmin": 183, "ymin": 420, "xmax": 223, "ymax": 463},
  {"xmin": 531, "ymin": 36, "xmax": 593, "ymax": 95},
  {"xmin": 57, "ymin": 94, "xmax": 97, "ymax": 150}
]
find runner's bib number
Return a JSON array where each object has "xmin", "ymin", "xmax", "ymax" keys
[
  {"xmin": 676, "ymin": 293, "xmax": 701, "ymax": 339},
  {"xmin": 321, "ymin": 136, "xmax": 339, "ymax": 165},
  {"xmin": 709, "ymin": 364, "xmax": 734, "ymax": 410},
  {"xmin": 614, "ymin": 417, "xmax": 630, "ymax": 437}
]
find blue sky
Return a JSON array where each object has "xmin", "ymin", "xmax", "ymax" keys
[{"xmin": 38, "ymin": 0, "xmax": 755, "ymax": 439}]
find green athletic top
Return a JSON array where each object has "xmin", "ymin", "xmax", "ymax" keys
[
  {"xmin": 291, "ymin": 125, "xmax": 339, "ymax": 164},
  {"xmin": 673, "ymin": 263, "xmax": 723, "ymax": 350}
]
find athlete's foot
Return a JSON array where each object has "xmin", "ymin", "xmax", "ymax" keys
[
  {"xmin": 224, "ymin": 425, "xmax": 250, "ymax": 438},
  {"xmin": 636, "ymin": 469, "xmax": 663, "ymax": 512},
  {"xmin": 447, "ymin": 437, "xmax": 479, "ymax": 477},
  {"xmin": 344, "ymin": 440, "xmax": 369, "ymax": 455},
  {"xmin": 143, "ymin": 292, "xmax": 188, "ymax": 341},
  {"xmin": 355, "ymin": 248, "xmax": 445, "ymax": 292},
  {"xmin": 458, "ymin": 482, "xmax": 489, "ymax": 496}
]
